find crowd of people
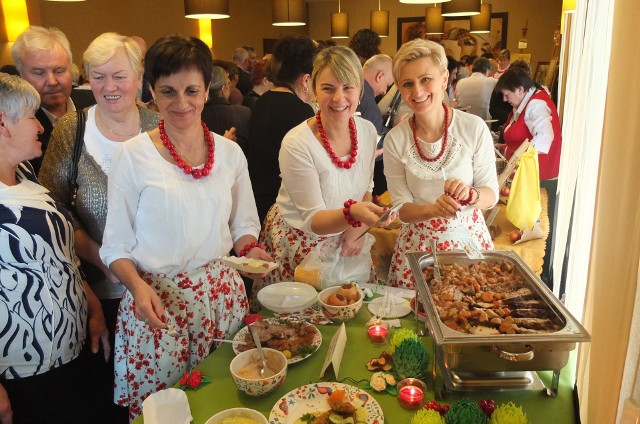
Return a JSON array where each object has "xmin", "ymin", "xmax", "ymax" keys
[{"xmin": 0, "ymin": 24, "xmax": 561, "ymax": 423}]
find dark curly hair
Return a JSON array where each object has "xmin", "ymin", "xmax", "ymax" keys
[
  {"xmin": 349, "ymin": 29, "xmax": 381, "ymax": 64},
  {"xmin": 145, "ymin": 35, "xmax": 213, "ymax": 89},
  {"xmin": 270, "ymin": 35, "xmax": 316, "ymax": 88}
]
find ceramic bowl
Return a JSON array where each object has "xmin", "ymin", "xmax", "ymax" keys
[
  {"xmin": 257, "ymin": 281, "xmax": 318, "ymax": 313},
  {"xmin": 318, "ymin": 285, "xmax": 363, "ymax": 322},
  {"xmin": 204, "ymin": 407, "xmax": 268, "ymax": 424},
  {"xmin": 229, "ymin": 348, "xmax": 287, "ymax": 397}
]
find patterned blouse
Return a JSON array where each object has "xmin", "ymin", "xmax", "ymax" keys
[{"xmin": 0, "ymin": 163, "xmax": 87, "ymax": 379}]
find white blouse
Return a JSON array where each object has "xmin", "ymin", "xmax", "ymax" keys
[
  {"xmin": 100, "ymin": 132, "xmax": 260, "ymax": 275},
  {"xmin": 276, "ymin": 116, "xmax": 377, "ymax": 235},
  {"xmin": 384, "ymin": 109, "xmax": 499, "ymax": 210}
]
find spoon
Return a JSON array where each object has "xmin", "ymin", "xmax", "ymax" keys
[{"xmin": 248, "ymin": 324, "xmax": 267, "ymax": 378}]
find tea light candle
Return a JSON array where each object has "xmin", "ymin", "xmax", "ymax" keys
[
  {"xmin": 397, "ymin": 378, "xmax": 426, "ymax": 410},
  {"xmin": 367, "ymin": 320, "xmax": 388, "ymax": 344}
]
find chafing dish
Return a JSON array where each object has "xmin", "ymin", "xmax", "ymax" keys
[{"xmin": 407, "ymin": 250, "xmax": 590, "ymax": 397}]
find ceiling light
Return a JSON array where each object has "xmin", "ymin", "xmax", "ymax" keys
[
  {"xmin": 470, "ymin": 2, "xmax": 492, "ymax": 33},
  {"xmin": 441, "ymin": 0, "xmax": 481, "ymax": 17},
  {"xmin": 184, "ymin": 0, "xmax": 230, "ymax": 19},
  {"xmin": 331, "ymin": 0, "xmax": 349, "ymax": 39},
  {"xmin": 425, "ymin": 5, "xmax": 445, "ymax": 35},
  {"xmin": 370, "ymin": 0, "xmax": 389, "ymax": 37},
  {"xmin": 272, "ymin": 0, "xmax": 306, "ymax": 26}
]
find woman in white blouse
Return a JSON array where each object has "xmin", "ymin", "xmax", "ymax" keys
[
  {"xmin": 250, "ymin": 46, "xmax": 394, "ymax": 310},
  {"xmin": 382, "ymin": 39, "xmax": 498, "ymax": 289},
  {"xmin": 99, "ymin": 35, "xmax": 270, "ymax": 420}
]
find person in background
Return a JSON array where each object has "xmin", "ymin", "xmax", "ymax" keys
[
  {"xmin": 454, "ymin": 57, "xmax": 497, "ymax": 120},
  {"xmin": 495, "ymin": 67, "xmax": 562, "ymax": 289},
  {"xmin": 0, "ymin": 72, "xmax": 110, "ymax": 423},
  {"xmin": 494, "ymin": 48, "xmax": 511, "ymax": 79},
  {"xmin": 489, "ymin": 59, "xmax": 532, "ymax": 132},
  {"xmin": 382, "ymin": 39, "xmax": 498, "ymax": 289},
  {"xmin": 242, "ymin": 59, "xmax": 273, "ymax": 110},
  {"xmin": 99, "ymin": 35, "xmax": 269, "ymax": 420},
  {"xmin": 247, "ymin": 35, "xmax": 317, "ymax": 223},
  {"xmin": 242, "ymin": 45, "xmax": 257, "ymax": 73},
  {"xmin": 445, "ymin": 55, "xmax": 459, "ymax": 105},
  {"xmin": 250, "ymin": 46, "xmax": 394, "ymax": 310},
  {"xmin": 11, "ymin": 26, "xmax": 76, "ymax": 174},
  {"xmin": 232, "ymin": 47, "xmax": 252, "ymax": 95},
  {"xmin": 213, "ymin": 60, "xmax": 244, "ymax": 105},
  {"xmin": 359, "ymin": 54, "xmax": 394, "ymax": 196},
  {"xmin": 201, "ymin": 65, "xmax": 251, "ymax": 153},
  {"xmin": 39, "ymin": 32, "xmax": 160, "ymax": 422},
  {"xmin": 462, "ymin": 55, "xmax": 477, "ymax": 78},
  {"xmin": 349, "ymin": 28, "xmax": 381, "ymax": 65}
]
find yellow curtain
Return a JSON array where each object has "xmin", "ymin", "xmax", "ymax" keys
[{"xmin": 577, "ymin": 0, "xmax": 640, "ymax": 421}]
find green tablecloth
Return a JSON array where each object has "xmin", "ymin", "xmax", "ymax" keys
[{"xmin": 134, "ymin": 306, "xmax": 577, "ymax": 424}]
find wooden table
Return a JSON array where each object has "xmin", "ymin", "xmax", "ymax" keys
[{"xmin": 370, "ymin": 189, "xmax": 549, "ymax": 278}]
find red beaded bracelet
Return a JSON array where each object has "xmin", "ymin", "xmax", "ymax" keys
[
  {"xmin": 342, "ymin": 199, "xmax": 362, "ymax": 227},
  {"xmin": 239, "ymin": 241, "xmax": 265, "ymax": 257},
  {"xmin": 459, "ymin": 186, "xmax": 479, "ymax": 206}
]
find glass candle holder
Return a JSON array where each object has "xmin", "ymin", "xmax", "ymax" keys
[
  {"xmin": 397, "ymin": 378, "xmax": 426, "ymax": 410},
  {"xmin": 367, "ymin": 320, "xmax": 389, "ymax": 344}
]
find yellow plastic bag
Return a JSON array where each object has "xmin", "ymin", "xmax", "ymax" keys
[{"xmin": 506, "ymin": 146, "xmax": 541, "ymax": 230}]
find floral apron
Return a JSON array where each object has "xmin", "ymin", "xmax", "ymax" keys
[
  {"xmin": 379, "ymin": 208, "xmax": 494, "ymax": 289},
  {"xmin": 113, "ymin": 260, "xmax": 248, "ymax": 420}
]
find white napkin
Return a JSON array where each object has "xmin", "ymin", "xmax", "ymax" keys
[{"xmin": 143, "ymin": 388, "xmax": 192, "ymax": 424}]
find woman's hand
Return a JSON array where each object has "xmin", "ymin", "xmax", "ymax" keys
[
  {"xmin": 444, "ymin": 178, "xmax": 471, "ymax": 203},
  {"xmin": 239, "ymin": 247, "xmax": 274, "ymax": 280},
  {"xmin": 432, "ymin": 194, "xmax": 461, "ymax": 219},
  {"xmin": 224, "ymin": 127, "xmax": 237, "ymax": 141},
  {"xmin": 84, "ymin": 282, "xmax": 110, "ymax": 362},
  {"xmin": 348, "ymin": 202, "xmax": 395, "ymax": 227},
  {"xmin": 0, "ymin": 383, "xmax": 12, "ymax": 424},
  {"xmin": 339, "ymin": 226, "xmax": 366, "ymax": 257},
  {"xmin": 130, "ymin": 280, "xmax": 166, "ymax": 329}
]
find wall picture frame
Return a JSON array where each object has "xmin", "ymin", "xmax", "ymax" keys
[
  {"xmin": 397, "ymin": 12, "xmax": 508, "ymax": 60},
  {"xmin": 534, "ymin": 61, "xmax": 550, "ymax": 86}
]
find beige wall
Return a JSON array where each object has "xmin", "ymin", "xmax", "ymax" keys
[{"xmin": 1, "ymin": 0, "xmax": 561, "ymax": 71}]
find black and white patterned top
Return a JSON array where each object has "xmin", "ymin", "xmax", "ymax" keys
[{"xmin": 0, "ymin": 162, "xmax": 87, "ymax": 379}]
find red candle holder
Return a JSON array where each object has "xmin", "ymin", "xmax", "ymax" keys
[
  {"xmin": 367, "ymin": 320, "xmax": 389, "ymax": 344},
  {"xmin": 397, "ymin": 378, "xmax": 426, "ymax": 410}
]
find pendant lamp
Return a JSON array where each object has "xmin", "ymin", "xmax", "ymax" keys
[
  {"xmin": 272, "ymin": 0, "xmax": 306, "ymax": 26},
  {"xmin": 331, "ymin": 0, "xmax": 349, "ymax": 39},
  {"xmin": 370, "ymin": 0, "xmax": 389, "ymax": 37},
  {"xmin": 425, "ymin": 5, "xmax": 445, "ymax": 35},
  {"xmin": 400, "ymin": 0, "xmax": 450, "ymax": 3},
  {"xmin": 441, "ymin": 0, "xmax": 481, "ymax": 17},
  {"xmin": 2, "ymin": 0, "xmax": 29, "ymax": 41},
  {"xmin": 470, "ymin": 2, "xmax": 492, "ymax": 33},
  {"xmin": 184, "ymin": 0, "xmax": 230, "ymax": 19}
]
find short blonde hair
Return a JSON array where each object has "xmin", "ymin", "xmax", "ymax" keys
[
  {"xmin": 312, "ymin": 46, "xmax": 363, "ymax": 95},
  {"xmin": 392, "ymin": 39, "xmax": 448, "ymax": 83},
  {"xmin": 83, "ymin": 32, "xmax": 143, "ymax": 80},
  {"xmin": 11, "ymin": 26, "xmax": 72, "ymax": 75}
]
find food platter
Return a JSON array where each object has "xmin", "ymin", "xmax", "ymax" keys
[
  {"xmin": 269, "ymin": 382, "xmax": 384, "ymax": 424},
  {"xmin": 367, "ymin": 296, "xmax": 411, "ymax": 318},
  {"xmin": 221, "ymin": 256, "xmax": 278, "ymax": 274},
  {"xmin": 233, "ymin": 318, "xmax": 322, "ymax": 364},
  {"xmin": 409, "ymin": 296, "xmax": 428, "ymax": 322}
]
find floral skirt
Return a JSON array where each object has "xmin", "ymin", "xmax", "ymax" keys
[
  {"xmin": 113, "ymin": 260, "xmax": 248, "ymax": 420},
  {"xmin": 379, "ymin": 208, "xmax": 494, "ymax": 289},
  {"xmin": 250, "ymin": 204, "xmax": 326, "ymax": 312}
]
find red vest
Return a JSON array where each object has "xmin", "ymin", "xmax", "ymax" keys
[{"xmin": 503, "ymin": 90, "xmax": 562, "ymax": 180}]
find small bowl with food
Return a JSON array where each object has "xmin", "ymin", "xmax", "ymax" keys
[
  {"xmin": 204, "ymin": 407, "xmax": 268, "ymax": 424},
  {"xmin": 318, "ymin": 283, "xmax": 363, "ymax": 322},
  {"xmin": 230, "ymin": 348, "xmax": 287, "ymax": 397}
]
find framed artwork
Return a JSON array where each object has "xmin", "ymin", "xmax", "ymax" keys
[
  {"xmin": 534, "ymin": 61, "xmax": 550, "ymax": 86},
  {"xmin": 397, "ymin": 12, "xmax": 508, "ymax": 60},
  {"xmin": 512, "ymin": 53, "xmax": 532, "ymax": 63}
]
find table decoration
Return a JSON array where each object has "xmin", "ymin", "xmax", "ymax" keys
[
  {"xmin": 366, "ymin": 371, "xmax": 397, "ymax": 395},
  {"xmin": 365, "ymin": 351, "xmax": 393, "ymax": 371},
  {"xmin": 367, "ymin": 319, "xmax": 389, "ymax": 344},
  {"xmin": 410, "ymin": 409, "xmax": 445, "ymax": 424},
  {"xmin": 178, "ymin": 370, "xmax": 211, "ymax": 391},
  {"xmin": 445, "ymin": 398, "xmax": 486, "ymax": 424},
  {"xmin": 391, "ymin": 332, "xmax": 430, "ymax": 382},
  {"xmin": 320, "ymin": 323, "xmax": 347, "ymax": 378},
  {"xmin": 389, "ymin": 328, "xmax": 419, "ymax": 353},
  {"xmin": 397, "ymin": 378, "xmax": 426, "ymax": 410}
]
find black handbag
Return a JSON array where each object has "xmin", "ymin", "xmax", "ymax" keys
[{"xmin": 70, "ymin": 110, "xmax": 86, "ymax": 208}]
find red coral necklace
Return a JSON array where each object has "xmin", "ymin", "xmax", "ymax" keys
[
  {"xmin": 316, "ymin": 111, "xmax": 358, "ymax": 169},
  {"xmin": 159, "ymin": 120, "xmax": 214, "ymax": 179},
  {"xmin": 411, "ymin": 102, "xmax": 449, "ymax": 162}
]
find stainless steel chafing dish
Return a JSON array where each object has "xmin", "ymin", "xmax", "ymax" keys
[{"xmin": 407, "ymin": 250, "xmax": 590, "ymax": 398}]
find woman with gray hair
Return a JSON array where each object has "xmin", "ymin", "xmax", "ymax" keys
[
  {"xmin": 250, "ymin": 46, "xmax": 394, "ymax": 309},
  {"xmin": 0, "ymin": 73, "xmax": 110, "ymax": 423},
  {"xmin": 381, "ymin": 39, "xmax": 498, "ymax": 289},
  {"xmin": 39, "ymin": 32, "xmax": 159, "ymax": 422}
]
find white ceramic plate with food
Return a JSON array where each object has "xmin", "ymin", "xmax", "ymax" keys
[
  {"xmin": 367, "ymin": 296, "xmax": 412, "ymax": 318},
  {"xmin": 257, "ymin": 282, "xmax": 318, "ymax": 314},
  {"xmin": 221, "ymin": 256, "xmax": 278, "ymax": 274},
  {"xmin": 233, "ymin": 318, "xmax": 322, "ymax": 364},
  {"xmin": 269, "ymin": 382, "xmax": 384, "ymax": 424},
  {"xmin": 205, "ymin": 407, "xmax": 268, "ymax": 424}
]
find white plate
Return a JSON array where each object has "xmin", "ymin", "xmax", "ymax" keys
[
  {"xmin": 220, "ymin": 256, "xmax": 278, "ymax": 274},
  {"xmin": 233, "ymin": 318, "xmax": 322, "ymax": 365},
  {"xmin": 269, "ymin": 382, "xmax": 384, "ymax": 424},
  {"xmin": 367, "ymin": 296, "xmax": 411, "ymax": 318},
  {"xmin": 257, "ymin": 282, "xmax": 318, "ymax": 314}
]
